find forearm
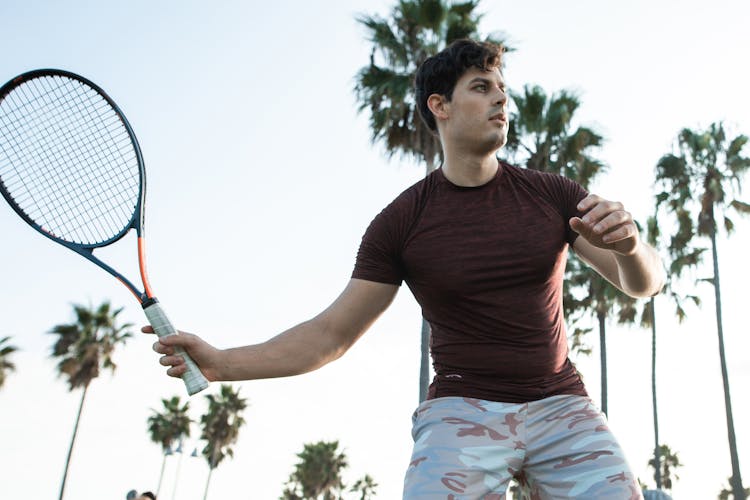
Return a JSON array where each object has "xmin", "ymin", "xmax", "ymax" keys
[
  {"xmin": 216, "ymin": 316, "xmax": 348, "ymax": 381},
  {"xmin": 613, "ymin": 240, "xmax": 665, "ymax": 298},
  {"xmin": 153, "ymin": 279, "xmax": 397, "ymax": 383}
]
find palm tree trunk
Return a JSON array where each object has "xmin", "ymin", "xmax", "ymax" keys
[
  {"xmin": 58, "ymin": 385, "xmax": 88, "ymax": 500},
  {"xmin": 172, "ymin": 449, "xmax": 184, "ymax": 500},
  {"xmin": 650, "ymin": 297, "xmax": 662, "ymax": 489},
  {"xmin": 418, "ymin": 157, "xmax": 437, "ymax": 403},
  {"xmin": 598, "ymin": 313, "xmax": 607, "ymax": 416},
  {"xmin": 419, "ymin": 318, "xmax": 430, "ymax": 402},
  {"xmin": 156, "ymin": 453, "xmax": 167, "ymax": 498},
  {"xmin": 709, "ymin": 231, "xmax": 746, "ymax": 500},
  {"xmin": 203, "ymin": 466, "xmax": 214, "ymax": 500}
]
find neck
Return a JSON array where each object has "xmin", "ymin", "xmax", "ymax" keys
[{"xmin": 441, "ymin": 151, "xmax": 499, "ymax": 187}]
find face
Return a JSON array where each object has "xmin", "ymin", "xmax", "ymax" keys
[{"xmin": 433, "ymin": 67, "xmax": 509, "ymax": 154}]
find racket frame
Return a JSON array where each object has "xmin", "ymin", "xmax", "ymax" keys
[
  {"xmin": 0, "ymin": 68, "xmax": 153, "ymax": 303},
  {"xmin": 0, "ymin": 69, "xmax": 207, "ymax": 394}
]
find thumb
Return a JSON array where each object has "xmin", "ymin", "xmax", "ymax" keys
[{"xmin": 569, "ymin": 216, "xmax": 584, "ymax": 233}]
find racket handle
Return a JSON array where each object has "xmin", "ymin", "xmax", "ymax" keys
[{"xmin": 143, "ymin": 300, "xmax": 210, "ymax": 395}]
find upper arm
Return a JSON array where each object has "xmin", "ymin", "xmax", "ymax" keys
[
  {"xmin": 315, "ymin": 278, "xmax": 399, "ymax": 355},
  {"xmin": 572, "ymin": 236, "xmax": 623, "ymax": 290}
]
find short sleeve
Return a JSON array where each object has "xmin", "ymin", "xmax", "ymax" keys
[
  {"xmin": 560, "ymin": 177, "xmax": 589, "ymax": 245},
  {"xmin": 351, "ymin": 204, "xmax": 405, "ymax": 286},
  {"xmin": 533, "ymin": 170, "xmax": 589, "ymax": 245}
]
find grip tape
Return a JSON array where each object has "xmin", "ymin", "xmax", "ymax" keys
[{"xmin": 143, "ymin": 301, "xmax": 209, "ymax": 395}]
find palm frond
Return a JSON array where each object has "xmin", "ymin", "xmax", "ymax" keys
[
  {"xmin": 545, "ymin": 91, "xmax": 579, "ymax": 137},
  {"xmin": 513, "ymin": 85, "xmax": 546, "ymax": 135},
  {"xmin": 730, "ymin": 199, "xmax": 750, "ymax": 213},
  {"xmin": 356, "ymin": 15, "xmax": 409, "ymax": 68},
  {"xmin": 445, "ymin": 1, "xmax": 482, "ymax": 43},
  {"xmin": 417, "ymin": 0, "xmax": 447, "ymax": 33},
  {"xmin": 48, "ymin": 301, "xmax": 132, "ymax": 391},
  {"xmin": 200, "ymin": 384, "xmax": 247, "ymax": 469}
]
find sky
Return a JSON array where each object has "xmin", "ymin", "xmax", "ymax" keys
[{"xmin": 1, "ymin": 1, "xmax": 749, "ymax": 499}]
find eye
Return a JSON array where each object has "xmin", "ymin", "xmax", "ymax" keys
[{"xmin": 474, "ymin": 84, "xmax": 487, "ymax": 92}]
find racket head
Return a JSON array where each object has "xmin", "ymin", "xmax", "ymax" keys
[{"xmin": 0, "ymin": 69, "xmax": 146, "ymax": 250}]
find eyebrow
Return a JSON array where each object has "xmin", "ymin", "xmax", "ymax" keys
[{"xmin": 468, "ymin": 76, "xmax": 505, "ymax": 87}]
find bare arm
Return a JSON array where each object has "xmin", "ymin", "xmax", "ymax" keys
[
  {"xmin": 147, "ymin": 278, "xmax": 399, "ymax": 381},
  {"xmin": 570, "ymin": 194, "xmax": 665, "ymax": 298}
]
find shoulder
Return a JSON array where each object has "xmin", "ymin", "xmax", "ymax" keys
[
  {"xmin": 502, "ymin": 161, "xmax": 586, "ymax": 199},
  {"xmin": 378, "ymin": 168, "xmax": 441, "ymax": 218},
  {"xmin": 502, "ymin": 161, "xmax": 575, "ymax": 185}
]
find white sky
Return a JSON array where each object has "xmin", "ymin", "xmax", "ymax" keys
[{"xmin": 1, "ymin": 1, "xmax": 749, "ymax": 499}]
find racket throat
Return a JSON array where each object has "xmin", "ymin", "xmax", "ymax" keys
[
  {"xmin": 141, "ymin": 296, "xmax": 160, "ymax": 309},
  {"xmin": 138, "ymin": 236, "xmax": 155, "ymax": 299}
]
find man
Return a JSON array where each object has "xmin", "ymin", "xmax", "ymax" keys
[
  {"xmin": 147, "ymin": 39, "xmax": 663, "ymax": 498},
  {"xmin": 126, "ymin": 490, "xmax": 156, "ymax": 500}
]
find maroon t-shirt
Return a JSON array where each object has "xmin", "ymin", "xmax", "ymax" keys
[{"xmin": 352, "ymin": 162, "xmax": 590, "ymax": 403}]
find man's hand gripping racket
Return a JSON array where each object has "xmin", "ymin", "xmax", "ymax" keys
[{"xmin": 0, "ymin": 69, "xmax": 209, "ymax": 395}]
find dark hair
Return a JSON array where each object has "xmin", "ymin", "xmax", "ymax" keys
[
  {"xmin": 141, "ymin": 493, "xmax": 156, "ymax": 500},
  {"xmin": 415, "ymin": 39, "xmax": 504, "ymax": 132}
]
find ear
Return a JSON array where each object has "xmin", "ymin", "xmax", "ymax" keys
[{"xmin": 426, "ymin": 94, "xmax": 449, "ymax": 123}]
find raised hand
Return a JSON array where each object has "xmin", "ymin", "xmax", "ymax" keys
[{"xmin": 569, "ymin": 194, "xmax": 639, "ymax": 256}]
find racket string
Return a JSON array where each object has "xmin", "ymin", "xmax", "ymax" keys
[
  {"xmin": 0, "ymin": 74, "xmax": 141, "ymax": 245},
  {"xmin": 6, "ymin": 81, "xmax": 111, "ymax": 241},
  {"xmin": 32, "ymin": 77, "xmax": 132, "ymax": 242},
  {"xmin": 5, "ymin": 80, "xmax": 115, "ymax": 242}
]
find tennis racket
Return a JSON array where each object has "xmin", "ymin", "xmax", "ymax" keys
[{"xmin": 0, "ymin": 69, "xmax": 209, "ymax": 395}]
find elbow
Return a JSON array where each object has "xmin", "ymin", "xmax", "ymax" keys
[
  {"xmin": 643, "ymin": 263, "xmax": 668, "ymax": 297},
  {"xmin": 623, "ymin": 271, "xmax": 666, "ymax": 299},
  {"xmin": 627, "ymin": 284, "xmax": 663, "ymax": 299},
  {"xmin": 616, "ymin": 244, "xmax": 667, "ymax": 298}
]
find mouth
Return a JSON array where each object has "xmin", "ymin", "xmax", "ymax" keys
[{"xmin": 489, "ymin": 112, "xmax": 507, "ymax": 124}]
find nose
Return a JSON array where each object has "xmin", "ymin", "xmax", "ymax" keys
[{"xmin": 496, "ymin": 87, "xmax": 507, "ymax": 106}]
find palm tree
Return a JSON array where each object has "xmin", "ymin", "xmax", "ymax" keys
[
  {"xmin": 647, "ymin": 444, "xmax": 682, "ymax": 491},
  {"xmin": 147, "ymin": 396, "xmax": 192, "ymax": 497},
  {"xmin": 642, "ymin": 202, "xmax": 703, "ymax": 490},
  {"xmin": 565, "ymin": 266, "xmax": 638, "ymax": 415},
  {"xmin": 719, "ymin": 478, "xmax": 750, "ymax": 499},
  {"xmin": 500, "ymin": 83, "xmax": 638, "ymax": 415},
  {"xmin": 282, "ymin": 440, "xmax": 349, "ymax": 500},
  {"xmin": 655, "ymin": 121, "xmax": 750, "ymax": 500},
  {"xmin": 355, "ymin": 0, "xmax": 507, "ymax": 402},
  {"xmin": 200, "ymin": 384, "xmax": 247, "ymax": 500},
  {"xmin": 503, "ymin": 84, "xmax": 605, "ymax": 187},
  {"xmin": 49, "ymin": 301, "xmax": 133, "ymax": 500},
  {"xmin": 644, "ymin": 294, "xmax": 661, "ymax": 490},
  {"xmin": 0, "ymin": 336, "xmax": 18, "ymax": 389},
  {"xmin": 350, "ymin": 474, "xmax": 378, "ymax": 500}
]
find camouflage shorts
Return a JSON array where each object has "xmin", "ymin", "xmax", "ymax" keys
[{"xmin": 403, "ymin": 395, "xmax": 642, "ymax": 499}]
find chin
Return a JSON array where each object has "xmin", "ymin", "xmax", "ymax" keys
[
  {"xmin": 488, "ymin": 132, "xmax": 507, "ymax": 151},
  {"xmin": 475, "ymin": 136, "xmax": 506, "ymax": 156}
]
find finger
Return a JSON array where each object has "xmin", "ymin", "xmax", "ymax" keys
[
  {"xmin": 576, "ymin": 194, "xmax": 602, "ymax": 213},
  {"xmin": 569, "ymin": 216, "xmax": 585, "ymax": 233},
  {"xmin": 166, "ymin": 364, "xmax": 188, "ymax": 378},
  {"xmin": 569, "ymin": 217, "xmax": 597, "ymax": 240},
  {"xmin": 141, "ymin": 325, "xmax": 154, "ymax": 334},
  {"xmin": 152, "ymin": 341, "xmax": 175, "ymax": 356},
  {"xmin": 601, "ymin": 223, "xmax": 637, "ymax": 244},
  {"xmin": 159, "ymin": 354, "xmax": 185, "ymax": 368},
  {"xmin": 592, "ymin": 210, "xmax": 632, "ymax": 235},
  {"xmin": 158, "ymin": 330, "xmax": 193, "ymax": 343},
  {"xmin": 581, "ymin": 201, "xmax": 624, "ymax": 227}
]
